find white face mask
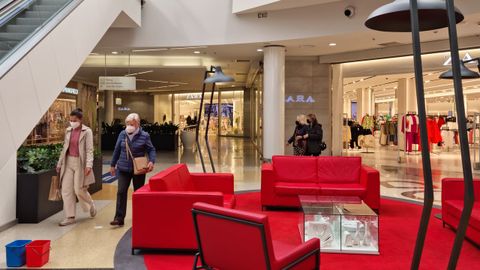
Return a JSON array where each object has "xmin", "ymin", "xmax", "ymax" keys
[
  {"xmin": 70, "ymin": 121, "xmax": 80, "ymax": 129},
  {"xmin": 126, "ymin": 125, "xmax": 136, "ymax": 134}
]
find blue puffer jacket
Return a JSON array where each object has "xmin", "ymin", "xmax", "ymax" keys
[{"xmin": 110, "ymin": 129, "xmax": 156, "ymax": 173}]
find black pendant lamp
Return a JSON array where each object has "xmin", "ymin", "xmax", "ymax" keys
[
  {"xmin": 365, "ymin": 0, "xmax": 464, "ymax": 32},
  {"xmin": 204, "ymin": 66, "xmax": 234, "ymax": 84},
  {"xmin": 439, "ymin": 61, "xmax": 480, "ymax": 79}
]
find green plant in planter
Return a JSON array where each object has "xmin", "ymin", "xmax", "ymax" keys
[
  {"xmin": 17, "ymin": 144, "xmax": 63, "ymax": 173},
  {"xmin": 158, "ymin": 122, "xmax": 179, "ymax": 135}
]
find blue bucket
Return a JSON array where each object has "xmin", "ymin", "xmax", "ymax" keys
[{"xmin": 5, "ymin": 240, "xmax": 31, "ymax": 267}]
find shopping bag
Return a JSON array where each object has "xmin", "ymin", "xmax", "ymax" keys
[{"xmin": 48, "ymin": 175, "xmax": 62, "ymax": 201}]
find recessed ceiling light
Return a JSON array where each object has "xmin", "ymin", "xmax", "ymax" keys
[
  {"xmin": 257, "ymin": 48, "xmax": 263, "ymax": 52},
  {"xmin": 111, "ymin": 51, "xmax": 119, "ymax": 55},
  {"xmin": 329, "ymin": 43, "xmax": 337, "ymax": 47},
  {"xmin": 193, "ymin": 51, "xmax": 201, "ymax": 54}
]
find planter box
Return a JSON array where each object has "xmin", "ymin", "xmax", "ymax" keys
[
  {"xmin": 151, "ymin": 133, "xmax": 178, "ymax": 151},
  {"xmin": 181, "ymin": 130, "xmax": 196, "ymax": 150},
  {"xmin": 17, "ymin": 169, "xmax": 63, "ymax": 223},
  {"xmin": 88, "ymin": 158, "xmax": 103, "ymax": 194}
]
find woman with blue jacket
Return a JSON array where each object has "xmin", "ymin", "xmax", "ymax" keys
[{"xmin": 109, "ymin": 113, "xmax": 156, "ymax": 226}]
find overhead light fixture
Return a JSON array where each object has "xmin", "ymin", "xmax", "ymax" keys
[
  {"xmin": 131, "ymin": 46, "xmax": 207, "ymax": 53},
  {"xmin": 149, "ymin": 84, "xmax": 180, "ymax": 90},
  {"xmin": 365, "ymin": 0, "xmax": 464, "ymax": 32},
  {"xmin": 111, "ymin": 51, "xmax": 119, "ymax": 55},
  {"xmin": 89, "ymin": 52, "xmax": 99, "ymax": 56},
  {"xmin": 329, "ymin": 43, "xmax": 337, "ymax": 47},
  {"xmin": 257, "ymin": 48, "xmax": 263, "ymax": 52},
  {"xmin": 193, "ymin": 51, "xmax": 201, "ymax": 54},
  {"xmin": 439, "ymin": 61, "xmax": 480, "ymax": 79},
  {"xmin": 204, "ymin": 66, "xmax": 234, "ymax": 84},
  {"xmin": 124, "ymin": 70, "xmax": 154, "ymax": 76},
  {"xmin": 169, "ymin": 81, "xmax": 189, "ymax": 85}
]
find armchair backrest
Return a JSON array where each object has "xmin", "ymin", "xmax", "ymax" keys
[
  {"xmin": 317, "ymin": 156, "xmax": 361, "ymax": 183},
  {"xmin": 149, "ymin": 164, "xmax": 195, "ymax": 191},
  {"xmin": 270, "ymin": 156, "xmax": 362, "ymax": 184},
  {"xmin": 272, "ymin": 156, "xmax": 317, "ymax": 183},
  {"xmin": 192, "ymin": 202, "xmax": 275, "ymax": 270}
]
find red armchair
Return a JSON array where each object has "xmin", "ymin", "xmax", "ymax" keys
[
  {"xmin": 192, "ymin": 202, "xmax": 320, "ymax": 270},
  {"xmin": 262, "ymin": 156, "xmax": 380, "ymax": 211},
  {"xmin": 132, "ymin": 164, "xmax": 235, "ymax": 252},
  {"xmin": 442, "ymin": 178, "xmax": 480, "ymax": 245}
]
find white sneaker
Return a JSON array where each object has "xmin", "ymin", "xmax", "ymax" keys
[
  {"xmin": 59, "ymin": 218, "xmax": 76, "ymax": 226},
  {"xmin": 90, "ymin": 203, "xmax": 97, "ymax": 218}
]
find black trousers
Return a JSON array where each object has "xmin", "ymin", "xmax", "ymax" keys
[{"xmin": 115, "ymin": 170, "xmax": 146, "ymax": 221}]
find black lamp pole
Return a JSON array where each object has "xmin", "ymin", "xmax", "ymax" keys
[
  {"xmin": 204, "ymin": 82, "xmax": 217, "ymax": 173},
  {"xmin": 408, "ymin": 1, "xmax": 434, "ymax": 269},
  {"xmin": 445, "ymin": 0, "xmax": 475, "ymax": 269},
  {"xmin": 195, "ymin": 67, "xmax": 214, "ymax": 173}
]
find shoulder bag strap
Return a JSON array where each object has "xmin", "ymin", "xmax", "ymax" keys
[{"xmin": 125, "ymin": 138, "xmax": 134, "ymax": 161}]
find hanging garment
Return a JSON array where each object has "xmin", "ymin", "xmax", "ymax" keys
[
  {"xmin": 342, "ymin": 126, "xmax": 352, "ymax": 143},
  {"xmin": 380, "ymin": 124, "xmax": 387, "ymax": 146},
  {"xmin": 361, "ymin": 115, "xmax": 374, "ymax": 131},
  {"xmin": 441, "ymin": 130, "xmax": 455, "ymax": 148}
]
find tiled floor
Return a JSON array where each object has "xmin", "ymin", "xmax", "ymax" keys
[{"xmin": 0, "ymin": 136, "xmax": 477, "ymax": 268}]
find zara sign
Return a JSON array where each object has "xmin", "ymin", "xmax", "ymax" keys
[{"xmin": 285, "ymin": 95, "xmax": 316, "ymax": 103}]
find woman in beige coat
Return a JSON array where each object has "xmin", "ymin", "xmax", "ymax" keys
[{"xmin": 56, "ymin": 108, "xmax": 96, "ymax": 226}]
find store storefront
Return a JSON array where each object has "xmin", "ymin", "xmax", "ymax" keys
[{"xmin": 339, "ymin": 48, "xmax": 480, "ymax": 155}]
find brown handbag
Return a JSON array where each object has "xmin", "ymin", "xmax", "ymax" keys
[
  {"xmin": 48, "ymin": 174, "xmax": 62, "ymax": 201},
  {"xmin": 125, "ymin": 138, "xmax": 149, "ymax": 175}
]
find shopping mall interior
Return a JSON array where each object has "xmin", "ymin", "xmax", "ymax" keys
[{"xmin": 0, "ymin": 0, "xmax": 480, "ymax": 269}]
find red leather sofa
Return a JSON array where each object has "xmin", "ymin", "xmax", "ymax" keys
[
  {"xmin": 132, "ymin": 164, "xmax": 236, "ymax": 252},
  {"xmin": 192, "ymin": 202, "xmax": 320, "ymax": 270},
  {"xmin": 261, "ymin": 156, "xmax": 380, "ymax": 211},
  {"xmin": 442, "ymin": 178, "xmax": 480, "ymax": 245}
]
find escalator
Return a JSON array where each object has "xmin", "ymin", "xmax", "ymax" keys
[
  {"xmin": 0, "ymin": 0, "xmax": 140, "ymax": 226},
  {"xmin": 0, "ymin": 0, "xmax": 72, "ymax": 63}
]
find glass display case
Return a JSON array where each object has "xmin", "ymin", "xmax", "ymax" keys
[{"xmin": 299, "ymin": 195, "xmax": 379, "ymax": 255}]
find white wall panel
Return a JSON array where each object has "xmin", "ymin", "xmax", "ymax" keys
[
  {"xmin": 0, "ymin": 154, "xmax": 17, "ymax": 227},
  {"xmin": 0, "ymin": 60, "xmax": 41, "ymax": 146},
  {"xmin": 27, "ymin": 39, "xmax": 62, "ymax": 113},
  {"xmin": 0, "ymin": 102, "xmax": 15, "ymax": 170}
]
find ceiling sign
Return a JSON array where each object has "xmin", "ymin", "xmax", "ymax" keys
[
  {"xmin": 63, "ymin": 87, "xmax": 78, "ymax": 95},
  {"xmin": 99, "ymin": 76, "xmax": 136, "ymax": 91},
  {"xmin": 285, "ymin": 95, "xmax": 316, "ymax": 103}
]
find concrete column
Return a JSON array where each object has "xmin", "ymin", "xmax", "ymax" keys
[
  {"xmin": 464, "ymin": 95, "xmax": 468, "ymax": 116},
  {"xmin": 396, "ymin": 78, "xmax": 417, "ymax": 150},
  {"xmin": 104, "ymin": 90, "xmax": 114, "ymax": 124},
  {"xmin": 331, "ymin": 64, "xmax": 344, "ymax": 156},
  {"xmin": 356, "ymin": 88, "xmax": 373, "ymax": 119},
  {"xmin": 343, "ymin": 97, "xmax": 351, "ymax": 118},
  {"xmin": 263, "ymin": 45, "xmax": 285, "ymax": 159}
]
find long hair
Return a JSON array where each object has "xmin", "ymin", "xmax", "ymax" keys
[{"xmin": 307, "ymin": 113, "xmax": 319, "ymax": 126}]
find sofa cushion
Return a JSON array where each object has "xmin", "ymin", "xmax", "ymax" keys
[
  {"xmin": 319, "ymin": 183, "xmax": 366, "ymax": 197},
  {"xmin": 272, "ymin": 156, "xmax": 318, "ymax": 183},
  {"xmin": 223, "ymin": 194, "xmax": 236, "ymax": 209},
  {"xmin": 149, "ymin": 164, "xmax": 193, "ymax": 191},
  {"xmin": 317, "ymin": 157, "xmax": 361, "ymax": 183},
  {"xmin": 275, "ymin": 182, "xmax": 321, "ymax": 195},
  {"xmin": 444, "ymin": 200, "xmax": 480, "ymax": 231}
]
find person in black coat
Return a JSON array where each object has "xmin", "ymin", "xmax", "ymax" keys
[
  {"xmin": 302, "ymin": 114, "xmax": 323, "ymax": 156},
  {"xmin": 286, "ymin": 114, "xmax": 308, "ymax": 156}
]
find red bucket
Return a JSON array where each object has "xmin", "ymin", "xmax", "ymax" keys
[{"xmin": 26, "ymin": 240, "xmax": 51, "ymax": 267}]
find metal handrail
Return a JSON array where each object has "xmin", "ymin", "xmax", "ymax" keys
[
  {"xmin": 0, "ymin": 0, "xmax": 84, "ymax": 79},
  {"xmin": 0, "ymin": 0, "xmax": 16, "ymax": 11},
  {"xmin": 0, "ymin": 0, "xmax": 34, "ymax": 28}
]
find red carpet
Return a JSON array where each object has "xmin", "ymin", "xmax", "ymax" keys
[{"xmin": 144, "ymin": 192, "xmax": 480, "ymax": 269}]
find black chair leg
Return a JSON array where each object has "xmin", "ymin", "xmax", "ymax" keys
[
  {"xmin": 131, "ymin": 248, "xmax": 135, "ymax": 255},
  {"xmin": 193, "ymin": 252, "xmax": 199, "ymax": 270}
]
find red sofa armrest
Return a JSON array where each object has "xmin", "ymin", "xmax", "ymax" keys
[
  {"xmin": 132, "ymin": 186, "xmax": 224, "ymax": 250},
  {"xmin": 261, "ymin": 163, "xmax": 276, "ymax": 207},
  {"xmin": 276, "ymin": 238, "xmax": 320, "ymax": 269},
  {"xmin": 190, "ymin": 173, "xmax": 234, "ymax": 194},
  {"xmin": 360, "ymin": 165, "xmax": 380, "ymax": 211},
  {"xmin": 442, "ymin": 178, "xmax": 480, "ymax": 202}
]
